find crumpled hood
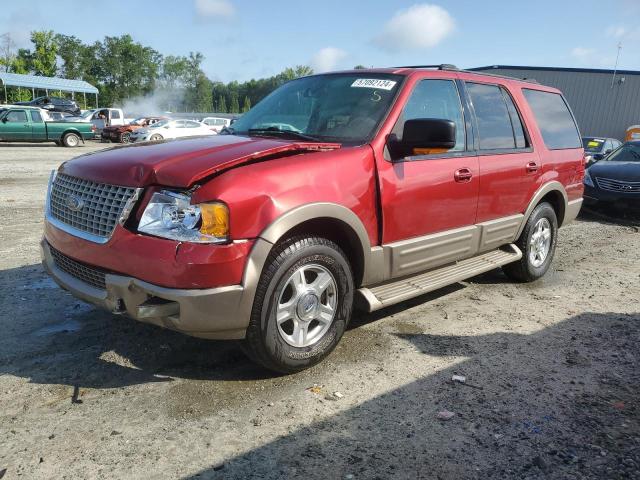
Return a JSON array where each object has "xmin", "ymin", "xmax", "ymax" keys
[
  {"xmin": 588, "ymin": 161, "xmax": 640, "ymax": 183},
  {"xmin": 60, "ymin": 135, "xmax": 341, "ymax": 187}
]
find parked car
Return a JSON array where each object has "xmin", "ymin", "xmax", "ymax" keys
[
  {"xmin": 582, "ymin": 136, "xmax": 622, "ymax": 165},
  {"xmin": 101, "ymin": 116, "xmax": 169, "ymax": 143},
  {"xmin": 41, "ymin": 67, "xmax": 584, "ymax": 373},
  {"xmin": 202, "ymin": 116, "xmax": 230, "ymax": 133},
  {"xmin": 625, "ymin": 125, "xmax": 640, "ymax": 142},
  {"xmin": 128, "ymin": 119, "xmax": 216, "ymax": 142},
  {"xmin": 15, "ymin": 96, "xmax": 81, "ymax": 116},
  {"xmin": 67, "ymin": 108, "xmax": 131, "ymax": 135},
  {"xmin": 0, "ymin": 106, "xmax": 95, "ymax": 146},
  {"xmin": 583, "ymin": 141, "xmax": 640, "ymax": 209}
]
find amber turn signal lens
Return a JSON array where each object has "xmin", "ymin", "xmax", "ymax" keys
[{"xmin": 199, "ymin": 203, "xmax": 229, "ymax": 238}]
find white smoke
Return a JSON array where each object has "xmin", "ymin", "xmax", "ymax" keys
[{"xmin": 117, "ymin": 89, "xmax": 183, "ymax": 117}]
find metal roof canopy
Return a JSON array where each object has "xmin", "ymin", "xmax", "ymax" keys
[{"xmin": 0, "ymin": 72, "xmax": 98, "ymax": 94}]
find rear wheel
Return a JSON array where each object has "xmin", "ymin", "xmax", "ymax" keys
[
  {"xmin": 242, "ymin": 236, "xmax": 354, "ymax": 373},
  {"xmin": 503, "ymin": 202, "xmax": 558, "ymax": 282},
  {"xmin": 62, "ymin": 132, "xmax": 80, "ymax": 147}
]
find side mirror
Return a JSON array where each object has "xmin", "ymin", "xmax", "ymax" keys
[
  {"xmin": 592, "ymin": 153, "xmax": 604, "ymax": 161},
  {"xmin": 388, "ymin": 118, "xmax": 456, "ymax": 159},
  {"xmin": 604, "ymin": 149, "xmax": 612, "ymax": 154},
  {"xmin": 1, "ymin": 118, "xmax": 6, "ymax": 123},
  {"xmin": 163, "ymin": 125, "xmax": 170, "ymax": 129}
]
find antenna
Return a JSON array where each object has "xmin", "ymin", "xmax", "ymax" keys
[{"xmin": 611, "ymin": 42, "xmax": 622, "ymax": 88}]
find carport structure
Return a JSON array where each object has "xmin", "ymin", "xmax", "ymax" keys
[{"xmin": 0, "ymin": 72, "xmax": 99, "ymax": 107}]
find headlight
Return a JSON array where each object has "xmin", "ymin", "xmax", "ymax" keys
[
  {"xmin": 583, "ymin": 170, "xmax": 594, "ymax": 187},
  {"xmin": 138, "ymin": 191, "xmax": 229, "ymax": 243}
]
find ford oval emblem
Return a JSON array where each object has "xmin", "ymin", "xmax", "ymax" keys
[{"xmin": 65, "ymin": 194, "xmax": 85, "ymax": 212}]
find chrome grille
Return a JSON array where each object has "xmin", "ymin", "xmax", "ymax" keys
[
  {"xmin": 49, "ymin": 173, "xmax": 139, "ymax": 240},
  {"xmin": 50, "ymin": 245, "xmax": 107, "ymax": 290},
  {"xmin": 595, "ymin": 177, "xmax": 640, "ymax": 193}
]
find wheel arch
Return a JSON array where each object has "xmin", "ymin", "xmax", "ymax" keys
[
  {"xmin": 259, "ymin": 203, "xmax": 374, "ymax": 287},
  {"xmin": 60, "ymin": 128, "xmax": 82, "ymax": 140},
  {"xmin": 516, "ymin": 181, "xmax": 568, "ymax": 238}
]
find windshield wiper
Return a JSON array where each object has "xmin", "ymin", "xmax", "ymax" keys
[{"xmin": 247, "ymin": 128, "xmax": 321, "ymax": 142}]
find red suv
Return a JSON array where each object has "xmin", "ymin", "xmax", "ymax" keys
[{"xmin": 42, "ymin": 66, "xmax": 584, "ymax": 372}]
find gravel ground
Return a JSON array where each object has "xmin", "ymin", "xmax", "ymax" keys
[{"xmin": 0, "ymin": 142, "xmax": 638, "ymax": 479}]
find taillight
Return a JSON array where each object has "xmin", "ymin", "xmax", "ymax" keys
[{"xmin": 91, "ymin": 125, "xmax": 96, "ymax": 132}]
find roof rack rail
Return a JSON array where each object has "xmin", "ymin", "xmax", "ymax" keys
[{"xmin": 396, "ymin": 64, "xmax": 459, "ymax": 71}]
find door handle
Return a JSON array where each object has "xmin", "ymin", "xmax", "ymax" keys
[
  {"xmin": 526, "ymin": 161, "xmax": 539, "ymax": 173},
  {"xmin": 454, "ymin": 168, "xmax": 473, "ymax": 183}
]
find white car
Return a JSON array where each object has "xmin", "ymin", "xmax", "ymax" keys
[
  {"xmin": 129, "ymin": 119, "xmax": 216, "ymax": 143},
  {"xmin": 202, "ymin": 117, "xmax": 231, "ymax": 133}
]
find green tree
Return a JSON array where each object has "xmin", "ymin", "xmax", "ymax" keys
[
  {"xmin": 353, "ymin": 64, "xmax": 367, "ymax": 69},
  {"xmin": 229, "ymin": 91, "xmax": 240, "ymax": 113},
  {"xmin": 185, "ymin": 72, "xmax": 212, "ymax": 112},
  {"xmin": 96, "ymin": 34, "xmax": 162, "ymax": 106},
  {"xmin": 31, "ymin": 30, "xmax": 57, "ymax": 76},
  {"xmin": 217, "ymin": 94, "xmax": 227, "ymax": 113},
  {"xmin": 242, "ymin": 95, "xmax": 251, "ymax": 112},
  {"xmin": 0, "ymin": 33, "xmax": 16, "ymax": 73}
]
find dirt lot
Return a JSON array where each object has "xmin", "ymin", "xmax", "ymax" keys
[{"xmin": 0, "ymin": 142, "xmax": 638, "ymax": 479}]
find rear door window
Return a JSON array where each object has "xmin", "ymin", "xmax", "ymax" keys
[
  {"xmin": 111, "ymin": 110, "xmax": 121, "ymax": 119},
  {"xmin": 30, "ymin": 110, "xmax": 43, "ymax": 122},
  {"xmin": 522, "ymin": 89, "xmax": 581, "ymax": 149},
  {"xmin": 501, "ymin": 90, "xmax": 528, "ymax": 148},
  {"xmin": 467, "ymin": 82, "xmax": 516, "ymax": 150}
]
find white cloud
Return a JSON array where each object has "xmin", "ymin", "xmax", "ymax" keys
[
  {"xmin": 373, "ymin": 4, "xmax": 455, "ymax": 52},
  {"xmin": 311, "ymin": 47, "xmax": 348, "ymax": 73},
  {"xmin": 606, "ymin": 26, "xmax": 627, "ymax": 38},
  {"xmin": 571, "ymin": 47, "xmax": 596, "ymax": 60},
  {"xmin": 194, "ymin": 0, "xmax": 234, "ymax": 20},
  {"xmin": 570, "ymin": 47, "xmax": 616, "ymax": 68}
]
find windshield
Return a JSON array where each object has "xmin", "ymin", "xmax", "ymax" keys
[
  {"xmin": 603, "ymin": 142, "xmax": 640, "ymax": 162},
  {"xmin": 150, "ymin": 119, "xmax": 171, "ymax": 128},
  {"xmin": 583, "ymin": 137, "xmax": 605, "ymax": 153},
  {"xmin": 78, "ymin": 110, "xmax": 95, "ymax": 119},
  {"xmin": 226, "ymin": 73, "xmax": 403, "ymax": 143}
]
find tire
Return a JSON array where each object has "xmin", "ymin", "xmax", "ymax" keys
[
  {"xmin": 503, "ymin": 202, "xmax": 558, "ymax": 282},
  {"xmin": 120, "ymin": 132, "xmax": 131, "ymax": 143},
  {"xmin": 242, "ymin": 236, "xmax": 354, "ymax": 373},
  {"xmin": 62, "ymin": 132, "xmax": 80, "ymax": 147},
  {"xmin": 149, "ymin": 134, "xmax": 163, "ymax": 141}
]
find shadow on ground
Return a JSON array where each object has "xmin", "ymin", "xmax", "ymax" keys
[
  {"xmin": 185, "ymin": 312, "xmax": 640, "ymax": 479},
  {"xmin": 0, "ymin": 262, "xmax": 463, "ymax": 389}
]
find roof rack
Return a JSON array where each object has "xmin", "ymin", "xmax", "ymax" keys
[
  {"xmin": 395, "ymin": 64, "xmax": 459, "ymax": 71},
  {"xmin": 392, "ymin": 64, "xmax": 542, "ymax": 85}
]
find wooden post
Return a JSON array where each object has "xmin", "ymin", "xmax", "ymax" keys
[{"xmin": 83, "ymin": 92, "xmax": 86, "ymax": 110}]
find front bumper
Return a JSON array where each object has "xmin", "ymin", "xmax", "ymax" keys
[
  {"xmin": 583, "ymin": 185, "xmax": 640, "ymax": 209},
  {"xmin": 41, "ymin": 239, "xmax": 248, "ymax": 339}
]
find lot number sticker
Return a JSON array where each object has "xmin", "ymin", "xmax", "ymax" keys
[{"xmin": 351, "ymin": 79, "xmax": 397, "ymax": 90}]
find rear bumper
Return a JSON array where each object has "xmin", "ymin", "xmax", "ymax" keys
[{"xmin": 41, "ymin": 239, "xmax": 249, "ymax": 339}]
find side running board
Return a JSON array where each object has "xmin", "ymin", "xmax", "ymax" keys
[{"xmin": 356, "ymin": 244, "xmax": 522, "ymax": 312}]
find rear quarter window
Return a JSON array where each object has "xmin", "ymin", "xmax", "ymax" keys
[{"xmin": 522, "ymin": 89, "xmax": 581, "ymax": 150}]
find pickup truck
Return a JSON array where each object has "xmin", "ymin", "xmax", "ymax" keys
[
  {"xmin": 67, "ymin": 108, "xmax": 131, "ymax": 135},
  {"xmin": 0, "ymin": 106, "xmax": 96, "ymax": 146},
  {"xmin": 41, "ymin": 66, "xmax": 584, "ymax": 372}
]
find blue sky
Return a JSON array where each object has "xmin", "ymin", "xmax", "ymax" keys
[{"xmin": 2, "ymin": 0, "xmax": 640, "ymax": 83}]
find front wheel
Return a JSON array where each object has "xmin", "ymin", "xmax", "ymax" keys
[
  {"xmin": 149, "ymin": 134, "xmax": 163, "ymax": 141},
  {"xmin": 242, "ymin": 236, "xmax": 354, "ymax": 373},
  {"xmin": 120, "ymin": 132, "xmax": 131, "ymax": 143},
  {"xmin": 62, "ymin": 132, "xmax": 80, "ymax": 147},
  {"xmin": 503, "ymin": 202, "xmax": 558, "ymax": 282}
]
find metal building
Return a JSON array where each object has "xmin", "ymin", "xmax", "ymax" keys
[{"xmin": 469, "ymin": 65, "xmax": 640, "ymax": 141}]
